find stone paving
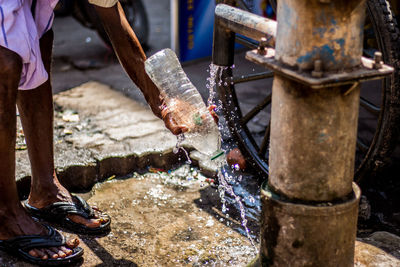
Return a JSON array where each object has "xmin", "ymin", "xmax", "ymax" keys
[{"xmin": 16, "ymin": 81, "xmax": 218, "ymax": 194}]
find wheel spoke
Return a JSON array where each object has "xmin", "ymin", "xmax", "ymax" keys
[
  {"xmin": 259, "ymin": 122, "xmax": 270, "ymax": 157},
  {"xmin": 360, "ymin": 97, "xmax": 380, "ymax": 115},
  {"xmin": 229, "ymin": 71, "xmax": 274, "ymax": 84},
  {"xmin": 235, "ymin": 35, "xmax": 258, "ymax": 49},
  {"xmin": 240, "ymin": 93, "xmax": 272, "ymax": 125},
  {"xmin": 356, "ymin": 138, "xmax": 369, "ymax": 153}
]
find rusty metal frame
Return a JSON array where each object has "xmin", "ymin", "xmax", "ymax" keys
[
  {"xmin": 215, "ymin": 3, "xmax": 393, "ymax": 89},
  {"xmin": 215, "ymin": 4, "xmax": 276, "ymax": 47},
  {"xmin": 246, "ymin": 49, "xmax": 394, "ymax": 89}
]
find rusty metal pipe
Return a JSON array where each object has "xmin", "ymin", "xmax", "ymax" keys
[
  {"xmin": 275, "ymin": 0, "xmax": 366, "ymax": 71},
  {"xmin": 212, "ymin": 0, "xmax": 375, "ymax": 265},
  {"xmin": 259, "ymin": 183, "xmax": 361, "ymax": 266},
  {"xmin": 256, "ymin": 0, "xmax": 367, "ymax": 265},
  {"xmin": 215, "ymin": 4, "xmax": 276, "ymax": 47},
  {"xmin": 269, "ymin": 76, "xmax": 360, "ymax": 201},
  {"xmin": 269, "ymin": 0, "xmax": 366, "ymax": 201}
]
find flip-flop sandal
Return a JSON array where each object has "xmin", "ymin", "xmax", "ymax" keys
[
  {"xmin": 0, "ymin": 224, "xmax": 83, "ymax": 266},
  {"xmin": 24, "ymin": 195, "xmax": 111, "ymax": 235}
]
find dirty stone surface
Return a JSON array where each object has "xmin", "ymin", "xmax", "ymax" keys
[
  {"xmin": 2, "ymin": 168, "xmax": 400, "ymax": 266},
  {"xmin": 2, "ymin": 167, "xmax": 259, "ymax": 267},
  {"xmin": 15, "ymin": 81, "xmax": 216, "ymax": 193},
  {"xmin": 355, "ymin": 232, "xmax": 400, "ymax": 267}
]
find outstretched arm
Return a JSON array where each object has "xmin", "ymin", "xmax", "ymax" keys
[
  {"xmin": 90, "ymin": 1, "xmax": 186, "ymax": 134},
  {"xmin": 92, "ymin": 2, "xmax": 160, "ymax": 116}
]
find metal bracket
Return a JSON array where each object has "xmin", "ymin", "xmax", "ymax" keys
[{"xmin": 246, "ymin": 49, "xmax": 394, "ymax": 89}]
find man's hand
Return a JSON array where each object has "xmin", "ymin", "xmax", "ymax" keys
[
  {"xmin": 161, "ymin": 103, "xmax": 219, "ymax": 136},
  {"xmin": 161, "ymin": 106, "xmax": 188, "ymax": 135}
]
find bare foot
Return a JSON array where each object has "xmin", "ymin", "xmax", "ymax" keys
[
  {"xmin": 28, "ymin": 182, "xmax": 110, "ymax": 230},
  {"xmin": 0, "ymin": 204, "xmax": 79, "ymax": 260}
]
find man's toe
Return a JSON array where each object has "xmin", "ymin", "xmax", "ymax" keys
[
  {"xmin": 66, "ymin": 237, "xmax": 80, "ymax": 248},
  {"xmin": 45, "ymin": 248, "xmax": 58, "ymax": 259},
  {"xmin": 60, "ymin": 246, "xmax": 73, "ymax": 256},
  {"xmin": 28, "ymin": 249, "xmax": 39, "ymax": 258},
  {"xmin": 57, "ymin": 249, "xmax": 66, "ymax": 258}
]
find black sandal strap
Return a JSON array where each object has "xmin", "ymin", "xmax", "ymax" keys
[
  {"xmin": 1, "ymin": 225, "xmax": 64, "ymax": 251},
  {"xmin": 24, "ymin": 195, "xmax": 111, "ymax": 235},
  {"xmin": 0, "ymin": 225, "xmax": 84, "ymax": 265},
  {"xmin": 25, "ymin": 195, "xmax": 95, "ymax": 220}
]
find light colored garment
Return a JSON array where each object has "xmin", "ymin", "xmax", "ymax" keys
[
  {"xmin": 0, "ymin": 0, "xmax": 116, "ymax": 90},
  {"xmin": 0, "ymin": 0, "xmax": 58, "ymax": 90},
  {"xmin": 89, "ymin": 0, "xmax": 118, "ymax": 8}
]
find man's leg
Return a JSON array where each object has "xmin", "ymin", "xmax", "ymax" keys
[
  {"xmin": 0, "ymin": 45, "xmax": 78, "ymax": 259},
  {"xmin": 17, "ymin": 29, "xmax": 108, "ymax": 228}
]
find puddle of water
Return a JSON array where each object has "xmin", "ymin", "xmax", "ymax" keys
[{"xmin": 83, "ymin": 167, "xmax": 257, "ymax": 266}]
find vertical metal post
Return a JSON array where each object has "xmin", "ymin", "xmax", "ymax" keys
[
  {"xmin": 257, "ymin": 0, "xmax": 365, "ymax": 266},
  {"xmin": 213, "ymin": 0, "xmax": 236, "ymax": 67}
]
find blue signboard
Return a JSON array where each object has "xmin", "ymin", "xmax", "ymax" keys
[
  {"xmin": 173, "ymin": 0, "xmax": 271, "ymax": 62},
  {"xmin": 177, "ymin": 0, "xmax": 215, "ymax": 62}
]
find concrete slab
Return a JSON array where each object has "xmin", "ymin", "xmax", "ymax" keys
[
  {"xmin": 15, "ymin": 81, "xmax": 217, "ymax": 193},
  {"xmin": 355, "ymin": 232, "xmax": 400, "ymax": 266},
  {"xmin": 3, "ymin": 170, "xmax": 400, "ymax": 266}
]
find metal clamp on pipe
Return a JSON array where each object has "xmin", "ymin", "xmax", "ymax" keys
[{"xmin": 246, "ymin": 48, "xmax": 394, "ymax": 89}]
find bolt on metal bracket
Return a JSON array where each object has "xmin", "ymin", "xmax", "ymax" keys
[
  {"xmin": 245, "ymin": 49, "xmax": 394, "ymax": 89},
  {"xmin": 373, "ymin": 51, "xmax": 383, "ymax": 69},
  {"xmin": 257, "ymin": 37, "xmax": 268, "ymax": 56}
]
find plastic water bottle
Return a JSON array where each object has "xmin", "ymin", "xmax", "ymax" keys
[{"xmin": 145, "ymin": 48, "xmax": 221, "ymax": 157}]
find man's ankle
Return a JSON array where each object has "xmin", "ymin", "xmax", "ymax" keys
[{"xmin": 29, "ymin": 183, "xmax": 71, "ymax": 207}]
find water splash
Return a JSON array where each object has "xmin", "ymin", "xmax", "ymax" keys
[
  {"xmin": 173, "ymin": 134, "xmax": 192, "ymax": 164},
  {"xmin": 207, "ymin": 63, "xmax": 230, "ymax": 107},
  {"xmin": 206, "ymin": 63, "xmax": 220, "ymax": 107},
  {"xmin": 217, "ymin": 168, "xmax": 257, "ymax": 250},
  {"xmin": 207, "ymin": 62, "xmax": 257, "ymax": 250}
]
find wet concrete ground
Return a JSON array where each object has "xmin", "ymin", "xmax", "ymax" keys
[
  {"xmin": 54, "ymin": 171, "xmax": 400, "ymax": 267},
  {"xmin": 4, "ymin": 167, "xmax": 400, "ymax": 266},
  {"xmin": 76, "ymin": 168, "xmax": 257, "ymax": 266}
]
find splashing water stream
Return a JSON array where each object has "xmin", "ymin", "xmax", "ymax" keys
[
  {"xmin": 217, "ymin": 168, "xmax": 257, "ymax": 249},
  {"xmin": 170, "ymin": 62, "xmax": 257, "ymax": 251},
  {"xmin": 173, "ymin": 134, "xmax": 192, "ymax": 164},
  {"xmin": 207, "ymin": 63, "xmax": 257, "ymax": 250},
  {"xmin": 206, "ymin": 63, "xmax": 221, "ymax": 106}
]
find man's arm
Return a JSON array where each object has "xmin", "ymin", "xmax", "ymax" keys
[
  {"xmin": 90, "ymin": 1, "xmax": 190, "ymax": 135},
  {"xmin": 91, "ymin": 2, "xmax": 162, "ymax": 118}
]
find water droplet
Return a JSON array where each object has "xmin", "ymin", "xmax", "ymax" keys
[{"xmin": 234, "ymin": 164, "xmax": 240, "ymax": 171}]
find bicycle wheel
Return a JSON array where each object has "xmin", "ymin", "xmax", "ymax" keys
[
  {"xmin": 216, "ymin": 0, "xmax": 400, "ymax": 183},
  {"xmin": 356, "ymin": 0, "xmax": 400, "ymax": 183}
]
